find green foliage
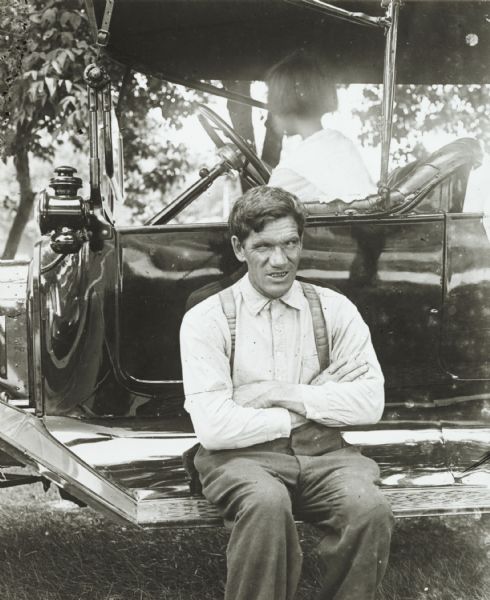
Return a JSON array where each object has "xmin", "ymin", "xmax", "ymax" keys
[
  {"xmin": 0, "ymin": 0, "xmax": 204, "ymax": 240},
  {"xmin": 354, "ymin": 84, "xmax": 490, "ymax": 164},
  {"xmin": 118, "ymin": 74, "xmax": 203, "ymax": 216},
  {"xmin": 0, "ymin": 0, "xmax": 29, "ymax": 154},
  {"xmin": 0, "ymin": 0, "xmax": 95, "ymax": 160}
]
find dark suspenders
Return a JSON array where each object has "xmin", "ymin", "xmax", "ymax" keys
[
  {"xmin": 218, "ymin": 282, "xmax": 330, "ymax": 373},
  {"xmin": 183, "ymin": 283, "xmax": 331, "ymax": 492}
]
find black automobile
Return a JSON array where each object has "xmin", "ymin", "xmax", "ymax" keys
[{"xmin": 0, "ymin": 0, "xmax": 489, "ymax": 526}]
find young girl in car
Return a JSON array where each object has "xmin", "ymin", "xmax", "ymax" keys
[{"xmin": 267, "ymin": 50, "xmax": 376, "ymax": 205}]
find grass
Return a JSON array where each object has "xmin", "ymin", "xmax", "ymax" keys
[{"xmin": 0, "ymin": 483, "xmax": 489, "ymax": 600}]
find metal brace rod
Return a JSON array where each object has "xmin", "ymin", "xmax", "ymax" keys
[
  {"xmin": 119, "ymin": 61, "xmax": 268, "ymax": 111},
  {"xmin": 102, "ymin": 85, "xmax": 114, "ymax": 185},
  {"xmin": 84, "ymin": 64, "xmax": 111, "ymax": 208},
  {"xmin": 161, "ymin": 74, "xmax": 268, "ymax": 110},
  {"xmin": 379, "ymin": 0, "xmax": 401, "ymax": 190},
  {"xmin": 84, "ymin": 0, "xmax": 99, "ymax": 44},
  {"xmin": 286, "ymin": 0, "xmax": 389, "ymax": 29},
  {"xmin": 87, "ymin": 85, "xmax": 100, "ymax": 208},
  {"xmin": 97, "ymin": 0, "xmax": 115, "ymax": 47}
]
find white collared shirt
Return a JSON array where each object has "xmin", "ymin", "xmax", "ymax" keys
[
  {"xmin": 269, "ymin": 129, "xmax": 376, "ymax": 204},
  {"xmin": 180, "ymin": 275, "xmax": 384, "ymax": 450}
]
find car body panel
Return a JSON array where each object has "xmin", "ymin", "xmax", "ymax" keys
[
  {"xmin": 39, "ymin": 241, "xmax": 117, "ymax": 416},
  {"xmin": 29, "ymin": 206, "xmax": 490, "ymax": 523},
  {"xmin": 40, "ymin": 414, "xmax": 490, "ymax": 523}
]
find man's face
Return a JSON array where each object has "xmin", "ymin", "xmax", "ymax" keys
[{"xmin": 231, "ymin": 216, "xmax": 302, "ymax": 299}]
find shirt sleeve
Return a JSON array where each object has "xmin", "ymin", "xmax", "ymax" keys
[
  {"xmin": 180, "ymin": 302, "xmax": 291, "ymax": 450},
  {"xmin": 296, "ymin": 294, "xmax": 384, "ymax": 427}
]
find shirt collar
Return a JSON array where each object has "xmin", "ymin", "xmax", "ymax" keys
[{"xmin": 239, "ymin": 274, "xmax": 305, "ymax": 316}]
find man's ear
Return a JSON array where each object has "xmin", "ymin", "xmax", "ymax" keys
[{"xmin": 231, "ymin": 236, "xmax": 246, "ymax": 263}]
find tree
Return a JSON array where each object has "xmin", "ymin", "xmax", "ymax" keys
[
  {"xmin": 0, "ymin": 0, "xmax": 202, "ymax": 258},
  {"xmin": 116, "ymin": 75, "xmax": 202, "ymax": 222},
  {"xmin": 353, "ymin": 84, "xmax": 490, "ymax": 166},
  {"xmin": 0, "ymin": 0, "xmax": 93, "ymax": 258}
]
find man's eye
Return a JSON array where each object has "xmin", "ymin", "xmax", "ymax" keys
[{"xmin": 286, "ymin": 240, "xmax": 299, "ymax": 248}]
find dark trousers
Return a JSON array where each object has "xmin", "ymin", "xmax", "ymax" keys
[{"xmin": 195, "ymin": 437, "xmax": 394, "ymax": 600}]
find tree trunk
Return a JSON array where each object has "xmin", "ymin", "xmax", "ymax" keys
[{"xmin": 2, "ymin": 147, "xmax": 35, "ymax": 259}]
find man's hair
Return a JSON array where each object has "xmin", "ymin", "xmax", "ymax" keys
[
  {"xmin": 266, "ymin": 50, "xmax": 338, "ymax": 119},
  {"xmin": 229, "ymin": 186, "xmax": 307, "ymax": 243}
]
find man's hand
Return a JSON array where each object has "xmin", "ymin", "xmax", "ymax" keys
[
  {"xmin": 233, "ymin": 359, "xmax": 368, "ymax": 411},
  {"xmin": 311, "ymin": 358, "xmax": 368, "ymax": 386}
]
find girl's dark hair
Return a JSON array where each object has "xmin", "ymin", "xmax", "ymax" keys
[
  {"xmin": 266, "ymin": 50, "xmax": 338, "ymax": 118},
  {"xmin": 229, "ymin": 186, "xmax": 306, "ymax": 243}
]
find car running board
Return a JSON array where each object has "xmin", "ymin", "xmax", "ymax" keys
[
  {"xmin": 2, "ymin": 401, "xmax": 490, "ymax": 527},
  {"xmin": 136, "ymin": 486, "xmax": 490, "ymax": 527}
]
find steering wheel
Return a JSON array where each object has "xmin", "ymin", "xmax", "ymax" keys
[{"xmin": 197, "ymin": 104, "xmax": 271, "ymax": 187}]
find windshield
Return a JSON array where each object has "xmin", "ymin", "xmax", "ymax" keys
[{"xmin": 113, "ymin": 79, "xmax": 489, "ymax": 226}]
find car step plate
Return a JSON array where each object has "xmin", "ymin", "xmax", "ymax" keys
[{"xmin": 136, "ymin": 485, "xmax": 490, "ymax": 527}]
